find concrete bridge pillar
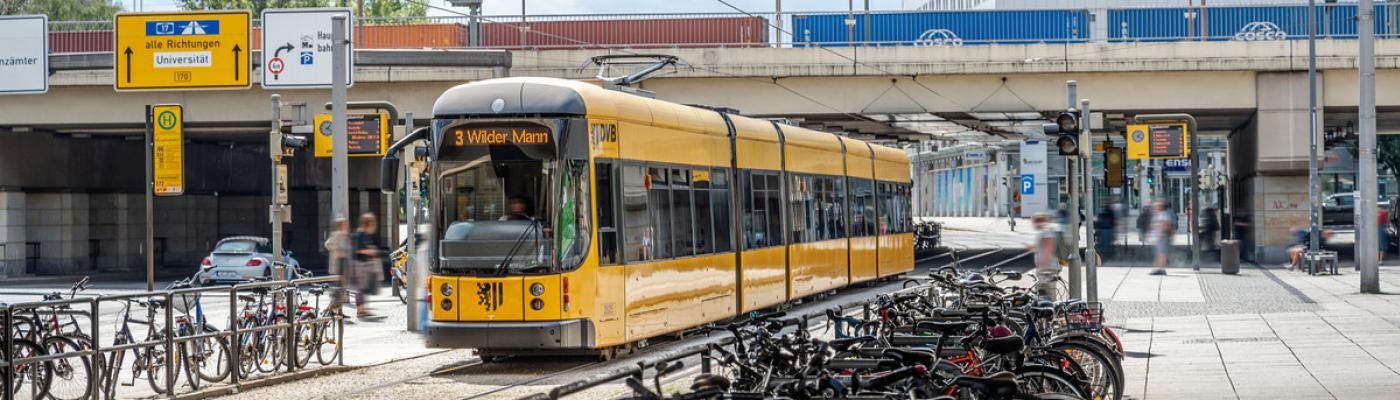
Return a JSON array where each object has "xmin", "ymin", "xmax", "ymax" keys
[
  {"xmin": 1234, "ymin": 72, "xmax": 1324, "ymax": 263},
  {"xmin": 0, "ymin": 191, "xmax": 25, "ymax": 277}
]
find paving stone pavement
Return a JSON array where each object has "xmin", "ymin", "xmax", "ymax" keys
[
  {"xmin": 1104, "ymin": 265, "xmax": 1400, "ymax": 400},
  {"xmin": 933, "ymin": 218, "xmax": 1400, "ymax": 399}
]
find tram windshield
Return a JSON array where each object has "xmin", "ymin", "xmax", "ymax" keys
[{"xmin": 433, "ymin": 121, "xmax": 591, "ymax": 275}]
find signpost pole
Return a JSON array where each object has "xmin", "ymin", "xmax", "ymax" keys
[
  {"xmin": 270, "ymin": 94, "xmax": 286, "ymax": 280},
  {"xmin": 1065, "ymin": 81, "xmax": 1082, "ymax": 300},
  {"xmin": 145, "ymin": 105, "xmax": 155, "ymax": 292},
  {"xmin": 331, "ymin": 16, "xmax": 349, "ymax": 222},
  {"xmin": 1082, "ymin": 99, "xmax": 1098, "ymax": 302},
  {"xmin": 404, "ymin": 113, "xmax": 420, "ymax": 332},
  {"xmin": 1359, "ymin": 0, "xmax": 1380, "ymax": 294}
]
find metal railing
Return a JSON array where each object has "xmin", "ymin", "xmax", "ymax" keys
[
  {"xmin": 38, "ymin": 3, "xmax": 1400, "ymax": 55},
  {"xmin": 1, "ymin": 276, "xmax": 344, "ymax": 400}
]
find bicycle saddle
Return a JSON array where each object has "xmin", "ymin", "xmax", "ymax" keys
[
  {"xmin": 980, "ymin": 335, "xmax": 1025, "ymax": 355},
  {"xmin": 146, "ymin": 297, "xmax": 167, "ymax": 308},
  {"xmin": 915, "ymin": 320, "xmax": 972, "ymax": 336},
  {"xmin": 237, "ymin": 295, "xmax": 257, "ymax": 304},
  {"xmin": 951, "ymin": 371, "xmax": 1020, "ymax": 397}
]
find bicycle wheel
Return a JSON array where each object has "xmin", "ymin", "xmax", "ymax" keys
[
  {"xmin": 1015, "ymin": 364, "xmax": 1091, "ymax": 399},
  {"xmin": 40, "ymin": 335, "xmax": 93, "ymax": 400},
  {"xmin": 145, "ymin": 344, "xmax": 182, "ymax": 395},
  {"xmin": 255, "ymin": 317, "xmax": 287, "ymax": 373},
  {"xmin": 188, "ymin": 325, "xmax": 231, "ymax": 383},
  {"xmin": 315, "ymin": 311, "xmax": 341, "ymax": 366},
  {"xmin": 1050, "ymin": 341, "xmax": 1123, "ymax": 400},
  {"xmin": 293, "ymin": 318, "xmax": 316, "ymax": 368},
  {"xmin": 8, "ymin": 339, "xmax": 53, "ymax": 400},
  {"xmin": 237, "ymin": 321, "xmax": 260, "ymax": 378}
]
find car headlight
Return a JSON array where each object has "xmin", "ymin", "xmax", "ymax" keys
[
  {"xmin": 440, "ymin": 282, "xmax": 453, "ymax": 297},
  {"xmin": 529, "ymin": 283, "xmax": 545, "ymax": 297}
]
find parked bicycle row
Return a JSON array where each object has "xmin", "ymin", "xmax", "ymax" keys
[
  {"xmin": 2, "ymin": 273, "xmax": 345, "ymax": 400},
  {"xmin": 538, "ymin": 264, "xmax": 1122, "ymax": 400}
]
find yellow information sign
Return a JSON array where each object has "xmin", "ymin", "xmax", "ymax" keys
[
  {"xmin": 1125, "ymin": 123, "xmax": 1191, "ymax": 160},
  {"xmin": 314, "ymin": 113, "xmax": 389, "ymax": 158},
  {"xmin": 114, "ymin": 11, "xmax": 251, "ymax": 91},
  {"xmin": 152, "ymin": 104, "xmax": 184, "ymax": 196}
]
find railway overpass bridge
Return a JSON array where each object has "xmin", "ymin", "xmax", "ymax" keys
[{"xmin": 1, "ymin": 39, "xmax": 1396, "ymax": 273}]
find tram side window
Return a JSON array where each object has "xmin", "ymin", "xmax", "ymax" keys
[
  {"xmin": 622, "ymin": 164, "xmax": 650, "ymax": 262},
  {"xmin": 712, "ymin": 169, "xmax": 733, "ymax": 253},
  {"xmin": 559, "ymin": 159, "xmax": 593, "ymax": 270},
  {"xmin": 849, "ymin": 178, "xmax": 876, "ymax": 237},
  {"xmin": 787, "ymin": 174, "xmax": 810, "ymax": 244},
  {"xmin": 742, "ymin": 170, "xmax": 781, "ymax": 249},
  {"xmin": 671, "ymin": 168, "xmax": 695, "ymax": 257},
  {"xmin": 595, "ymin": 161, "xmax": 619, "ymax": 265},
  {"xmin": 830, "ymin": 177, "xmax": 847, "ymax": 239},
  {"xmin": 649, "ymin": 167, "xmax": 673, "ymax": 259},
  {"xmin": 693, "ymin": 169, "xmax": 714, "ymax": 254}
]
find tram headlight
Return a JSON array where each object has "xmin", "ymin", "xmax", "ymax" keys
[
  {"xmin": 529, "ymin": 283, "xmax": 545, "ymax": 297},
  {"xmin": 440, "ymin": 282, "xmax": 454, "ymax": 297},
  {"xmin": 441, "ymin": 298, "xmax": 453, "ymax": 311},
  {"xmin": 530, "ymin": 298, "xmax": 545, "ymax": 311}
]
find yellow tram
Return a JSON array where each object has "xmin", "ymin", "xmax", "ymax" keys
[{"xmin": 393, "ymin": 77, "xmax": 912, "ymax": 357}]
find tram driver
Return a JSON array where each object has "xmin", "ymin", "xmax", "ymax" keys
[{"xmin": 499, "ymin": 196, "xmax": 534, "ymax": 221}]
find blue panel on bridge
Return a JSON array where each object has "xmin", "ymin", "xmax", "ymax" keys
[{"xmin": 791, "ymin": 9, "xmax": 1091, "ymax": 47}]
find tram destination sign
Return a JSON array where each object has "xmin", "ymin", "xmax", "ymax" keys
[
  {"xmin": 0, "ymin": 15, "xmax": 48, "ymax": 95},
  {"xmin": 314, "ymin": 112, "xmax": 388, "ymax": 157},
  {"xmin": 114, "ymin": 11, "xmax": 251, "ymax": 91},
  {"xmin": 450, "ymin": 126, "xmax": 553, "ymax": 147},
  {"xmin": 1125, "ymin": 123, "xmax": 1191, "ymax": 160}
]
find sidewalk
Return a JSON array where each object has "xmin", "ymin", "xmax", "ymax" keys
[{"xmin": 1100, "ymin": 264, "xmax": 1400, "ymax": 399}]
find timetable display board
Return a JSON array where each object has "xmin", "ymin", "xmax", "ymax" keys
[
  {"xmin": 313, "ymin": 112, "xmax": 388, "ymax": 157},
  {"xmin": 1126, "ymin": 123, "xmax": 1191, "ymax": 160}
]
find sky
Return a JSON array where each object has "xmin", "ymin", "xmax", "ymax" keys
[{"xmin": 119, "ymin": 0, "xmax": 921, "ymax": 15}]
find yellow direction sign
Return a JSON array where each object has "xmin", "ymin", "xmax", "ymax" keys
[
  {"xmin": 115, "ymin": 11, "xmax": 251, "ymax": 91},
  {"xmin": 1125, "ymin": 123, "xmax": 1191, "ymax": 160},
  {"xmin": 313, "ymin": 113, "xmax": 389, "ymax": 157},
  {"xmin": 152, "ymin": 104, "xmax": 184, "ymax": 196}
]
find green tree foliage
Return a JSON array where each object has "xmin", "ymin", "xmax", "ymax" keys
[
  {"xmin": 1379, "ymin": 135, "xmax": 1400, "ymax": 178},
  {"xmin": 0, "ymin": 0, "xmax": 123, "ymax": 21},
  {"xmin": 177, "ymin": 0, "xmax": 426, "ymax": 17},
  {"xmin": 177, "ymin": 0, "xmax": 331, "ymax": 15}
]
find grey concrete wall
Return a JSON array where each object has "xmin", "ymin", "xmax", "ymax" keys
[{"xmin": 1238, "ymin": 72, "xmax": 1322, "ymax": 263}]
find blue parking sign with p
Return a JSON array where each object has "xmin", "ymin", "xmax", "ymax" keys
[{"xmin": 1020, "ymin": 174, "xmax": 1035, "ymax": 195}]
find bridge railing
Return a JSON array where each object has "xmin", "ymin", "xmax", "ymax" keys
[{"xmin": 42, "ymin": 3, "xmax": 1400, "ymax": 55}]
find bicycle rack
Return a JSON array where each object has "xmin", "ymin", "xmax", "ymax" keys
[{"xmin": 1, "ymin": 275, "xmax": 345, "ymax": 400}]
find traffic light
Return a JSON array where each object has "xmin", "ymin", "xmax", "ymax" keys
[
  {"xmin": 272, "ymin": 129, "xmax": 309, "ymax": 158},
  {"xmin": 1042, "ymin": 111, "xmax": 1080, "ymax": 155}
]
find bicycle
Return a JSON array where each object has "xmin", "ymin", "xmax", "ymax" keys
[
  {"xmin": 167, "ymin": 277, "xmax": 232, "ymax": 385},
  {"xmin": 9, "ymin": 277, "xmax": 95, "ymax": 400},
  {"xmin": 100, "ymin": 297, "xmax": 186, "ymax": 396}
]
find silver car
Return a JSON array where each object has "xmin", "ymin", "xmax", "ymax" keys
[{"xmin": 196, "ymin": 237, "xmax": 300, "ymax": 285}]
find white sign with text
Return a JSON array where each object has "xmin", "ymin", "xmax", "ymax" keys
[
  {"xmin": 260, "ymin": 8, "xmax": 353, "ymax": 89},
  {"xmin": 0, "ymin": 15, "xmax": 48, "ymax": 95}
]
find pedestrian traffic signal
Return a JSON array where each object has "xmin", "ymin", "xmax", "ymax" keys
[{"xmin": 1042, "ymin": 112, "xmax": 1080, "ymax": 156}]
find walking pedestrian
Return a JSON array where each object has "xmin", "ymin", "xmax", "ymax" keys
[
  {"xmin": 1149, "ymin": 200, "xmax": 1173, "ymax": 276},
  {"xmin": 1031, "ymin": 213, "xmax": 1060, "ymax": 299},
  {"xmin": 1095, "ymin": 204, "xmax": 1117, "ymax": 259},
  {"xmin": 351, "ymin": 213, "xmax": 385, "ymax": 318},
  {"xmin": 323, "ymin": 218, "xmax": 351, "ymax": 314},
  {"xmin": 1378, "ymin": 207, "xmax": 1389, "ymax": 263}
]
